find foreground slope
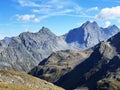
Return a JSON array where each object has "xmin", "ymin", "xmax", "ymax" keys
[{"xmin": 0, "ymin": 69, "xmax": 64, "ymax": 90}]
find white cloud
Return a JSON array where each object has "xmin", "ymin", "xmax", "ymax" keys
[
  {"xmin": 87, "ymin": 7, "xmax": 98, "ymax": 12},
  {"xmin": 34, "ymin": 9, "xmax": 73, "ymax": 22},
  {"xmin": 16, "ymin": 14, "xmax": 35, "ymax": 21},
  {"xmin": 17, "ymin": 0, "xmax": 82, "ymax": 14},
  {"xmin": 32, "ymin": 9, "xmax": 40, "ymax": 13},
  {"xmin": 103, "ymin": 21, "xmax": 111, "ymax": 28},
  {"xmin": 33, "ymin": 18, "xmax": 41, "ymax": 23},
  {"xmin": 17, "ymin": 0, "xmax": 40, "ymax": 7},
  {"xmin": 96, "ymin": 6, "xmax": 120, "ymax": 20}
]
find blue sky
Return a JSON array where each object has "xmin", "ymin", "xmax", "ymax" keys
[{"xmin": 0, "ymin": 0, "xmax": 120, "ymax": 39}]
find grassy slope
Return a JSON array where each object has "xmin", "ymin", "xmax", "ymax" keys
[
  {"xmin": 0, "ymin": 82, "xmax": 38, "ymax": 90},
  {"xmin": 0, "ymin": 69, "xmax": 64, "ymax": 90}
]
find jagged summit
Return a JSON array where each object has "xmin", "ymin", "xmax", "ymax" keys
[
  {"xmin": 81, "ymin": 21, "xmax": 98, "ymax": 28},
  {"xmin": 38, "ymin": 26, "xmax": 55, "ymax": 35},
  {"xmin": 65, "ymin": 21, "xmax": 104, "ymax": 49},
  {"xmin": 64, "ymin": 21, "xmax": 120, "ymax": 50}
]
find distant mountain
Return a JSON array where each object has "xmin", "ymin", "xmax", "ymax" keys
[
  {"xmin": 64, "ymin": 21, "xmax": 120, "ymax": 50},
  {"xmin": 0, "ymin": 27, "xmax": 69, "ymax": 72},
  {"xmin": 0, "ymin": 69, "xmax": 64, "ymax": 90}
]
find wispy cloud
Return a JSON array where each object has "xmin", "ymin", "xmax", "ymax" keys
[
  {"xmin": 15, "ymin": 14, "xmax": 41, "ymax": 23},
  {"xmin": 16, "ymin": 14, "xmax": 35, "ymax": 21},
  {"xmin": 15, "ymin": 0, "xmax": 94, "ymax": 22},
  {"xmin": 34, "ymin": 9, "xmax": 74, "ymax": 21},
  {"xmin": 17, "ymin": 0, "xmax": 40, "ymax": 7},
  {"xmin": 96, "ymin": 6, "xmax": 120, "ymax": 20},
  {"xmin": 87, "ymin": 7, "xmax": 99, "ymax": 12}
]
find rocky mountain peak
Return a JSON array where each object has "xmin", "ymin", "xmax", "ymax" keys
[
  {"xmin": 81, "ymin": 21, "xmax": 98, "ymax": 28},
  {"xmin": 38, "ymin": 26, "xmax": 56, "ymax": 36},
  {"xmin": 65, "ymin": 21, "xmax": 104, "ymax": 49}
]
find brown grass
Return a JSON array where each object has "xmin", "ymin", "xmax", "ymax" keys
[
  {"xmin": 0, "ymin": 69, "xmax": 64, "ymax": 90},
  {"xmin": 0, "ymin": 82, "xmax": 38, "ymax": 90}
]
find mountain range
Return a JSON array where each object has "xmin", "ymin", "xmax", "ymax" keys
[{"xmin": 0, "ymin": 21, "xmax": 119, "ymax": 73}]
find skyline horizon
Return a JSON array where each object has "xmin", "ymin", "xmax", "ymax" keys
[
  {"xmin": 1, "ymin": 0, "xmax": 120, "ymax": 39},
  {"xmin": 0, "ymin": 20, "xmax": 119, "ymax": 40}
]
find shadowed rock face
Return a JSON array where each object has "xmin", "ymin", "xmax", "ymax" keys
[
  {"xmin": 65, "ymin": 21, "xmax": 120, "ymax": 50},
  {"xmin": 65, "ymin": 21, "xmax": 105, "ymax": 49}
]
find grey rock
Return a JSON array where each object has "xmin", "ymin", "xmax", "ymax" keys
[
  {"xmin": 65, "ymin": 21, "xmax": 105, "ymax": 50},
  {"xmin": 0, "ymin": 27, "xmax": 69, "ymax": 72},
  {"xmin": 64, "ymin": 21, "xmax": 120, "ymax": 50},
  {"xmin": 0, "ymin": 37, "xmax": 13, "ymax": 52}
]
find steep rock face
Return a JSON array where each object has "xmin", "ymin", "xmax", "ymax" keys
[
  {"xmin": 55, "ymin": 33, "xmax": 120, "ymax": 90},
  {"xmin": 65, "ymin": 21, "xmax": 105, "ymax": 49},
  {"xmin": 65, "ymin": 21, "xmax": 120, "ymax": 50},
  {"xmin": 18, "ymin": 27, "xmax": 69, "ymax": 63},
  {"xmin": 0, "ymin": 27, "xmax": 69, "ymax": 72},
  {"xmin": 0, "ymin": 69, "xmax": 64, "ymax": 90},
  {"xmin": 29, "ymin": 49, "xmax": 92, "ymax": 83}
]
